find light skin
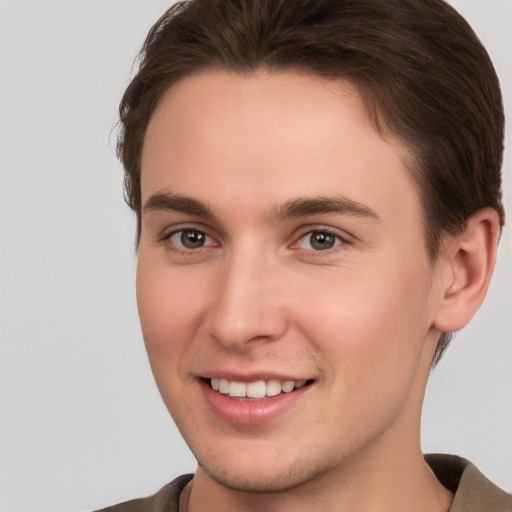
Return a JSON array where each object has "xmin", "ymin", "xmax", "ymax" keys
[{"xmin": 137, "ymin": 70, "xmax": 500, "ymax": 512}]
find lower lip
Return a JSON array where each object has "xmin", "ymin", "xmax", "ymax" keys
[{"xmin": 201, "ymin": 381, "xmax": 311, "ymax": 425}]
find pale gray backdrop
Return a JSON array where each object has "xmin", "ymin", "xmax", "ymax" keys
[{"xmin": 0, "ymin": 1, "xmax": 511, "ymax": 511}]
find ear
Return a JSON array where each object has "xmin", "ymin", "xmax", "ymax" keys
[{"xmin": 433, "ymin": 208, "xmax": 501, "ymax": 333}]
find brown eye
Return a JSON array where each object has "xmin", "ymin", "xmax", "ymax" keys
[
  {"xmin": 310, "ymin": 232, "xmax": 336, "ymax": 250},
  {"xmin": 181, "ymin": 230, "xmax": 205, "ymax": 248},
  {"xmin": 297, "ymin": 231, "xmax": 342, "ymax": 251},
  {"xmin": 170, "ymin": 229, "xmax": 212, "ymax": 249}
]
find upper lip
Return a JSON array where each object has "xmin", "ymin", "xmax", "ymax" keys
[{"xmin": 198, "ymin": 371, "xmax": 313, "ymax": 382}]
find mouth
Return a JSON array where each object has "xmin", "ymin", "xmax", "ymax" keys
[
  {"xmin": 200, "ymin": 376, "xmax": 315, "ymax": 425},
  {"xmin": 206, "ymin": 378, "xmax": 315, "ymax": 400}
]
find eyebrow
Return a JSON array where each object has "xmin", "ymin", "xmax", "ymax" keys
[
  {"xmin": 268, "ymin": 196, "xmax": 380, "ymax": 222},
  {"xmin": 143, "ymin": 191, "xmax": 379, "ymax": 222},
  {"xmin": 143, "ymin": 192, "xmax": 215, "ymax": 218}
]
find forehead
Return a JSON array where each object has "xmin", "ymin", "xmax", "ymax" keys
[{"xmin": 141, "ymin": 70, "xmax": 419, "ymax": 226}]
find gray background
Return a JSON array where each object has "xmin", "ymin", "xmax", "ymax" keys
[{"xmin": 1, "ymin": 1, "xmax": 511, "ymax": 510}]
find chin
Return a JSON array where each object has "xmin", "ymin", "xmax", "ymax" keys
[{"xmin": 196, "ymin": 450, "xmax": 336, "ymax": 494}]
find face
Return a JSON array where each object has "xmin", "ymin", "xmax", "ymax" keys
[{"xmin": 137, "ymin": 71, "xmax": 444, "ymax": 492}]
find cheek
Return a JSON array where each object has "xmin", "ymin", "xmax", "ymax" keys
[
  {"xmin": 136, "ymin": 254, "xmax": 210, "ymax": 367},
  {"xmin": 289, "ymin": 258, "xmax": 431, "ymax": 386}
]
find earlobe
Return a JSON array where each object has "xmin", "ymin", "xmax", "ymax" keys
[{"xmin": 433, "ymin": 208, "xmax": 501, "ymax": 333}]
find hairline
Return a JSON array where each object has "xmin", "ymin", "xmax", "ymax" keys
[{"xmin": 135, "ymin": 65, "xmax": 443, "ymax": 259}]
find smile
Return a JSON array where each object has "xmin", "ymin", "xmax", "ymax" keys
[
  {"xmin": 202, "ymin": 377, "xmax": 314, "ymax": 425},
  {"xmin": 210, "ymin": 378, "xmax": 309, "ymax": 400}
]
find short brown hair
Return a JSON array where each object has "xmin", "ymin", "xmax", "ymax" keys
[{"xmin": 118, "ymin": 0, "xmax": 505, "ymax": 364}]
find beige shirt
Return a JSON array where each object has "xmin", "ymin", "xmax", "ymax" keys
[
  {"xmin": 95, "ymin": 454, "xmax": 512, "ymax": 511},
  {"xmin": 425, "ymin": 454, "xmax": 511, "ymax": 511}
]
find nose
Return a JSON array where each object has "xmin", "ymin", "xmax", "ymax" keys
[{"xmin": 206, "ymin": 247, "xmax": 288, "ymax": 350}]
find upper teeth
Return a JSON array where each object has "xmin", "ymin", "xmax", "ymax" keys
[{"xmin": 211, "ymin": 378, "xmax": 307, "ymax": 399}]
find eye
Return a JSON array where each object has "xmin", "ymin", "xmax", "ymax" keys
[
  {"xmin": 296, "ymin": 231, "xmax": 343, "ymax": 251},
  {"xmin": 169, "ymin": 229, "xmax": 214, "ymax": 249}
]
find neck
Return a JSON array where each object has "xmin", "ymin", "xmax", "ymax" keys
[{"xmin": 188, "ymin": 443, "xmax": 453, "ymax": 512}]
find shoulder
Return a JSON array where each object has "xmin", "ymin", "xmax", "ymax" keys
[
  {"xmin": 425, "ymin": 454, "xmax": 512, "ymax": 511},
  {"xmin": 93, "ymin": 474, "xmax": 193, "ymax": 512}
]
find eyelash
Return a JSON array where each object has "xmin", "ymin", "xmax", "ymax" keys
[
  {"xmin": 159, "ymin": 226, "xmax": 351, "ymax": 255},
  {"xmin": 293, "ymin": 228, "xmax": 349, "ymax": 253},
  {"xmin": 160, "ymin": 227, "xmax": 217, "ymax": 253}
]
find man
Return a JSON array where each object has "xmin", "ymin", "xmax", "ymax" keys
[{"xmin": 99, "ymin": 0, "xmax": 510, "ymax": 510}]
